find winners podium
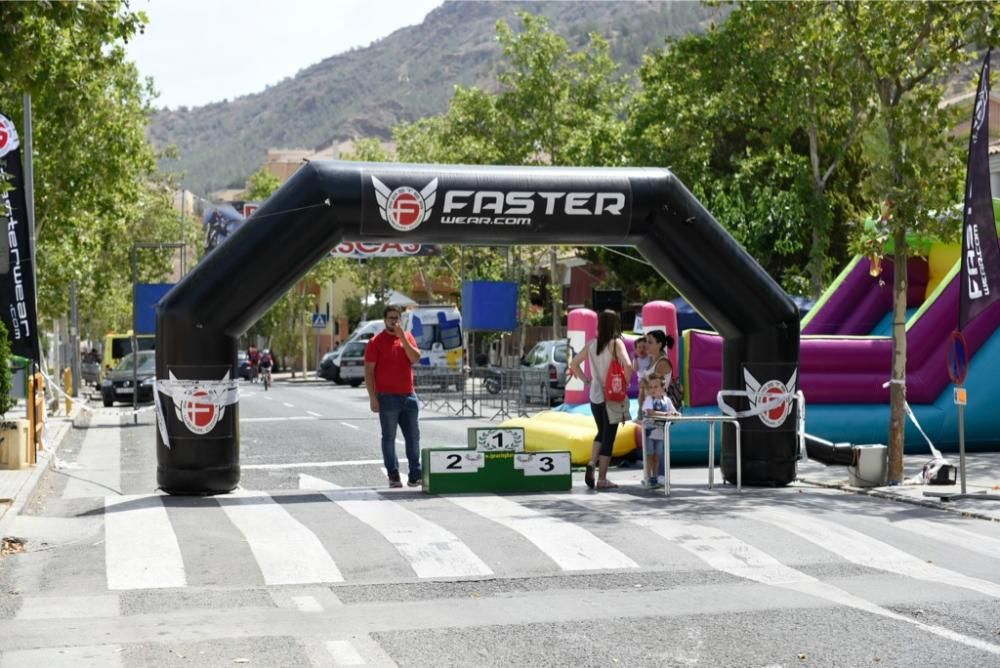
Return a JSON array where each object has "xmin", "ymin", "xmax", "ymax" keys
[{"xmin": 421, "ymin": 427, "xmax": 572, "ymax": 494}]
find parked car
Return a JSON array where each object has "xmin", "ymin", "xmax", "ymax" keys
[
  {"xmin": 520, "ymin": 339, "xmax": 569, "ymax": 405},
  {"xmin": 335, "ymin": 340, "xmax": 368, "ymax": 387},
  {"xmin": 81, "ymin": 351, "xmax": 102, "ymax": 386},
  {"xmin": 317, "ymin": 350, "xmax": 340, "ymax": 382},
  {"xmin": 100, "ymin": 350, "xmax": 156, "ymax": 407}
]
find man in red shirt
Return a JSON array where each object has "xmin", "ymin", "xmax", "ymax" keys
[{"xmin": 364, "ymin": 305, "xmax": 422, "ymax": 488}]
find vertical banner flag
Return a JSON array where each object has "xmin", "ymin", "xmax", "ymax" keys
[
  {"xmin": 960, "ymin": 50, "xmax": 1000, "ymax": 330},
  {"xmin": 0, "ymin": 112, "xmax": 40, "ymax": 362}
]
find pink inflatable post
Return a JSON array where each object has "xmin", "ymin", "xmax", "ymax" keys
[
  {"xmin": 565, "ymin": 308, "xmax": 597, "ymax": 404},
  {"xmin": 623, "ymin": 336, "xmax": 640, "ymax": 398},
  {"xmin": 641, "ymin": 301, "xmax": 679, "ymax": 374}
]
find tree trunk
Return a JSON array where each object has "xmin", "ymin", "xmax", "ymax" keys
[{"xmin": 887, "ymin": 228, "xmax": 908, "ymax": 483}]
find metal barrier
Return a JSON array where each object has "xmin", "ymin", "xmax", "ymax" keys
[{"xmin": 414, "ymin": 367, "xmax": 557, "ymax": 420}]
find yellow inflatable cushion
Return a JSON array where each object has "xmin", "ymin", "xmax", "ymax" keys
[
  {"xmin": 500, "ymin": 410, "xmax": 638, "ymax": 465},
  {"xmin": 926, "ymin": 242, "xmax": 960, "ymax": 300}
]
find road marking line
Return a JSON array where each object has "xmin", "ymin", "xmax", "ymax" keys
[
  {"xmin": 220, "ymin": 491, "xmax": 343, "ymax": 585},
  {"xmin": 283, "ymin": 402, "xmax": 295, "ymax": 408},
  {"xmin": 632, "ymin": 516, "xmax": 1000, "ymax": 656},
  {"xmin": 307, "ymin": 411, "xmax": 322, "ymax": 417},
  {"xmin": 299, "ymin": 473, "xmax": 342, "ymax": 490},
  {"xmin": 449, "ymin": 495, "xmax": 638, "ymax": 571},
  {"xmin": 326, "ymin": 640, "xmax": 365, "ymax": 665},
  {"xmin": 64, "ymin": 413, "xmax": 122, "ymax": 499},
  {"xmin": 1, "ymin": 645, "xmax": 125, "ymax": 667},
  {"xmin": 292, "ymin": 595, "xmax": 323, "ymax": 613},
  {"xmin": 241, "ymin": 416, "xmax": 318, "ymax": 423},
  {"xmin": 745, "ymin": 507, "xmax": 1000, "ymax": 599},
  {"xmin": 105, "ymin": 495, "xmax": 186, "ymax": 590},
  {"xmin": 339, "ymin": 421, "xmax": 360, "ymax": 430},
  {"xmin": 894, "ymin": 517, "xmax": 1000, "ymax": 560},
  {"xmin": 243, "ymin": 459, "xmax": 384, "ymax": 470},
  {"xmin": 328, "ymin": 490, "xmax": 492, "ymax": 578},
  {"xmin": 16, "ymin": 594, "xmax": 119, "ymax": 620}
]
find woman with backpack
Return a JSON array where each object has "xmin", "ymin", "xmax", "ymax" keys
[{"xmin": 569, "ymin": 309, "xmax": 634, "ymax": 490}]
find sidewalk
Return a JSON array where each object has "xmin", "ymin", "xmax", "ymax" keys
[
  {"xmin": 0, "ymin": 398, "xmax": 81, "ymax": 537},
  {"xmin": 795, "ymin": 453, "xmax": 1000, "ymax": 521}
]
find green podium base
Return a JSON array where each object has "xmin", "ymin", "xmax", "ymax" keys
[{"xmin": 421, "ymin": 448, "xmax": 572, "ymax": 494}]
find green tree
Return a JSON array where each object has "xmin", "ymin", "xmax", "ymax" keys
[
  {"xmin": 629, "ymin": 2, "xmax": 874, "ymax": 298},
  {"xmin": 395, "ymin": 11, "xmax": 637, "ymax": 339},
  {"xmin": 0, "ymin": 320, "xmax": 14, "ymax": 417},
  {"xmin": 837, "ymin": 2, "xmax": 999, "ymax": 482},
  {"xmin": 0, "ymin": 2, "xmax": 179, "ymax": 337},
  {"xmin": 244, "ymin": 167, "xmax": 281, "ymax": 202}
]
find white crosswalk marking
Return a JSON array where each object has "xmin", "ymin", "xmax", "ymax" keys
[
  {"xmin": 220, "ymin": 491, "xmax": 344, "ymax": 585},
  {"xmin": 448, "ymin": 495, "xmax": 639, "ymax": 571},
  {"xmin": 894, "ymin": 517, "xmax": 1000, "ymax": 560},
  {"xmin": 64, "ymin": 414, "xmax": 122, "ymax": 499},
  {"xmin": 629, "ymin": 515, "xmax": 1000, "ymax": 656},
  {"xmin": 326, "ymin": 640, "xmax": 366, "ymax": 665},
  {"xmin": 105, "ymin": 495, "xmax": 186, "ymax": 590},
  {"xmin": 329, "ymin": 490, "xmax": 493, "ymax": 578},
  {"xmin": 745, "ymin": 507, "xmax": 1000, "ymax": 598}
]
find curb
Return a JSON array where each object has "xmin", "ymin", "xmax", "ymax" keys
[
  {"xmin": 0, "ymin": 409, "xmax": 79, "ymax": 538},
  {"xmin": 798, "ymin": 476, "xmax": 1000, "ymax": 523}
]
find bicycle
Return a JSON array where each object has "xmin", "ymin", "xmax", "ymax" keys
[{"xmin": 260, "ymin": 365, "xmax": 271, "ymax": 391}]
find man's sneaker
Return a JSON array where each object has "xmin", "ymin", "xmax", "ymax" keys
[
  {"xmin": 388, "ymin": 472, "xmax": 403, "ymax": 489},
  {"xmin": 407, "ymin": 476, "xmax": 422, "ymax": 488}
]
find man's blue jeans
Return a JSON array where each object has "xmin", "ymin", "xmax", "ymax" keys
[{"xmin": 378, "ymin": 393, "xmax": 421, "ymax": 479}]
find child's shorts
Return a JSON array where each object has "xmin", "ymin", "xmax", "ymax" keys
[{"xmin": 644, "ymin": 433, "xmax": 664, "ymax": 456}]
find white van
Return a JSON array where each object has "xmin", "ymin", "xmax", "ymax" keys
[
  {"xmin": 345, "ymin": 319, "xmax": 385, "ymax": 344},
  {"xmin": 400, "ymin": 304, "xmax": 463, "ymax": 369}
]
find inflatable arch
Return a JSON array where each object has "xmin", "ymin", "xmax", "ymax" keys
[{"xmin": 155, "ymin": 162, "xmax": 799, "ymax": 494}]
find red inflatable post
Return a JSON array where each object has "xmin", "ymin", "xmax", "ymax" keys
[{"xmin": 565, "ymin": 308, "xmax": 597, "ymax": 404}]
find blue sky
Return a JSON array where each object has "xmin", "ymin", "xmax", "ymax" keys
[{"xmin": 126, "ymin": 0, "xmax": 444, "ymax": 110}]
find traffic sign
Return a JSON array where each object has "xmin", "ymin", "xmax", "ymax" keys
[
  {"xmin": 953, "ymin": 387, "xmax": 968, "ymax": 406},
  {"xmin": 946, "ymin": 330, "xmax": 968, "ymax": 385},
  {"xmin": 311, "ymin": 313, "xmax": 329, "ymax": 329}
]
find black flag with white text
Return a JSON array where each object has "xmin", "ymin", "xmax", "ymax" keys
[
  {"xmin": 0, "ymin": 112, "xmax": 40, "ymax": 362},
  {"xmin": 959, "ymin": 51, "xmax": 1000, "ymax": 330}
]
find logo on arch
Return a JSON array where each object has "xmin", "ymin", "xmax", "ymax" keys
[
  {"xmin": 744, "ymin": 368, "xmax": 798, "ymax": 428},
  {"xmin": 175, "ymin": 387, "xmax": 223, "ymax": 435},
  {"xmin": 372, "ymin": 176, "xmax": 438, "ymax": 232}
]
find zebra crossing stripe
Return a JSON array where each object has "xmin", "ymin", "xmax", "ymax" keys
[
  {"xmin": 745, "ymin": 508, "xmax": 1000, "ymax": 599},
  {"xmin": 220, "ymin": 491, "xmax": 344, "ymax": 585},
  {"xmin": 105, "ymin": 495, "xmax": 186, "ymax": 590},
  {"xmin": 894, "ymin": 517, "xmax": 1000, "ymax": 560},
  {"xmin": 328, "ymin": 490, "xmax": 493, "ymax": 579},
  {"xmin": 326, "ymin": 640, "xmax": 366, "ymax": 666},
  {"xmin": 629, "ymin": 516, "xmax": 1000, "ymax": 656},
  {"xmin": 448, "ymin": 495, "xmax": 639, "ymax": 571},
  {"xmin": 64, "ymin": 414, "xmax": 122, "ymax": 499}
]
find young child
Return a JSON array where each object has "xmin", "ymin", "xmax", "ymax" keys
[
  {"xmin": 642, "ymin": 376, "xmax": 677, "ymax": 489},
  {"xmin": 632, "ymin": 337, "xmax": 650, "ymax": 422}
]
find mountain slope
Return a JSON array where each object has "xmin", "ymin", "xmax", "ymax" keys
[{"xmin": 149, "ymin": 1, "xmax": 726, "ymax": 195}]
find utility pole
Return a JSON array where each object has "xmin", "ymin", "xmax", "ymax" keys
[{"xmin": 550, "ymin": 248, "xmax": 561, "ymax": 340}]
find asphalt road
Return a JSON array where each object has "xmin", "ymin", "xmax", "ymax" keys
[{"xmin": 0, "ymin": 377, "xmax": 998, "ymax": 667}]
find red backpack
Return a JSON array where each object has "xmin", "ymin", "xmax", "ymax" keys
[{"xmin": 604, "ymin": 353, "xmax": 628, "ymax": 403}]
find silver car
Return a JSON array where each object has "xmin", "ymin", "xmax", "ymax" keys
[
  {"xmin": 81, "ymin": 352, "xmax": 102, "ymax": 386},
  {"xmin": 336, "ymin": 340, "xmax": 368, "ymax": 387},
  {"xmin": 520, "ymin": 339, "xmax": 569, "ymax": 405}
]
